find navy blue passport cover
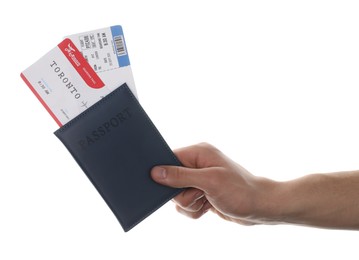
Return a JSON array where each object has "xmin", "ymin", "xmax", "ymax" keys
[{"xmin": 54, "ymin": 84, "xmax": 182, "ymax": 232}]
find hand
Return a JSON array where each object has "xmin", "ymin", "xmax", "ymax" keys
[{"xmin": 151, "ymin": 143, "xmax": 277, "ymax": 225}]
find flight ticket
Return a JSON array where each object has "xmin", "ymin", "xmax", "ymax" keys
[{"xmin": 21, "ymin": 25, "xmax": 136, "ymax": 126}]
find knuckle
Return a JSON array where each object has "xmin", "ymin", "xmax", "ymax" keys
[
  {"xmin": 174, "ymin": 189, "xmax": 204, "ymax": 210},
  {"xmin": 172, "ymin": 166, "xmax": 182, "ymax": 179},
  {"xmin": 178, "ymin": 196, "xmax": 195, "ymax": 209},
  {"xmin": 176, "ymin": 205, "xmax": 204, "ymax": 220},
  {"xmin": 196, "ymin": 142, "xmax": 215, "ymax": 151},
  {"xmin": 196, "ymin": 142, "xmax": 224, "ymax": 160},
  {"xmin": 178, "ymin": 198, "xmax": 193, "ymax": 209}
]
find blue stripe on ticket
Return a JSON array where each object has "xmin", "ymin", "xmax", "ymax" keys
[{"xmin": 111, "ymin": 26, "xmax": 130, "ymax": 67}]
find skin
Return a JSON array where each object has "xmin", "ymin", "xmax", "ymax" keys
[{"xmin": 151, "ymin": 143, "xmax": 359, "ymax": 230}]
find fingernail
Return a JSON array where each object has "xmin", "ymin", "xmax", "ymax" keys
[{"xmin": 152, "ymin": 167, "xmax": 167, "ymax": 180}]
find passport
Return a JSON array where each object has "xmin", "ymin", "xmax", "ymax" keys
[{"xmin": 55, "ymin": 83, "xmax": 182, "ymax": 232}]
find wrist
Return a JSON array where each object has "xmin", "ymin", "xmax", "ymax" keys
[
  {"xmin": 254, "ymin": 174, "xmax": 326, "ymax": 226},
  {"xmin": 251, "ymin": 177, "xmax": 291, "ymax": 225}
]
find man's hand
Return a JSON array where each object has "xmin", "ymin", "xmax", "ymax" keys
[{"xmin": 151, "ymin": 143, "xmax": 278, "ymax": 225}]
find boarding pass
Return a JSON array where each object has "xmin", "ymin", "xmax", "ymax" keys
[{"xmin": 21, "ymin": 25, "xmax": 137, "ymax": 126}]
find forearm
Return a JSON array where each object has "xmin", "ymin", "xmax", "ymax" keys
[{"xmin": 262, "ymin": 170, "xmax": 359, "ymax": 229}]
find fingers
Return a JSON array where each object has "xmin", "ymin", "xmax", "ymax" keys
[
  {"xmin": 150, "ymin": 143, "xmax": 224, "ymax": 220},
  {"xmin": 176, "ymin": 200, "xmax": 212, "ymax": 219},
  {"xmin": 173, "ymin": 189, "xmax": 213, "ymax": 219},
  {"xmin": 151, "ymin": 164, "xmax": 214, "ymax": 219},
  {"xmin": 151, "ymin": 142, "xmax": 227, "ymax": 191},
  {"xmin": 173, "ymin": 188, "xmax": 205, "ymax": 212},
  {"xmin": 151, "ymin": 165, "xmax": 211, "ymax": 192}
]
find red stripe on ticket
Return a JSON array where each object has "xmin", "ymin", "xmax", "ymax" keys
[
  {"xmin": 20, "ymin": 73, "xmax": 63, "ymax": 126},
  {"xmin": 58, "ymin": 38, "xmax": 104, "ymax": 89}
]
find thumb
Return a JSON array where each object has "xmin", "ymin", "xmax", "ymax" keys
[{"xmin": 151, "ymin": 166, "xmax": 208, "ymax": 191}]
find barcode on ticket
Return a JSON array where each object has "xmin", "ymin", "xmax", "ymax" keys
[{"xmin": 114, "ymin": 35, "xmax": 127, "ymax": 56}]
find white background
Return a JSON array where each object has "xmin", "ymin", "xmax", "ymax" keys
[{"xmin": 1, "ymin": 0, "xmax": 359, "ymax": 259}]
